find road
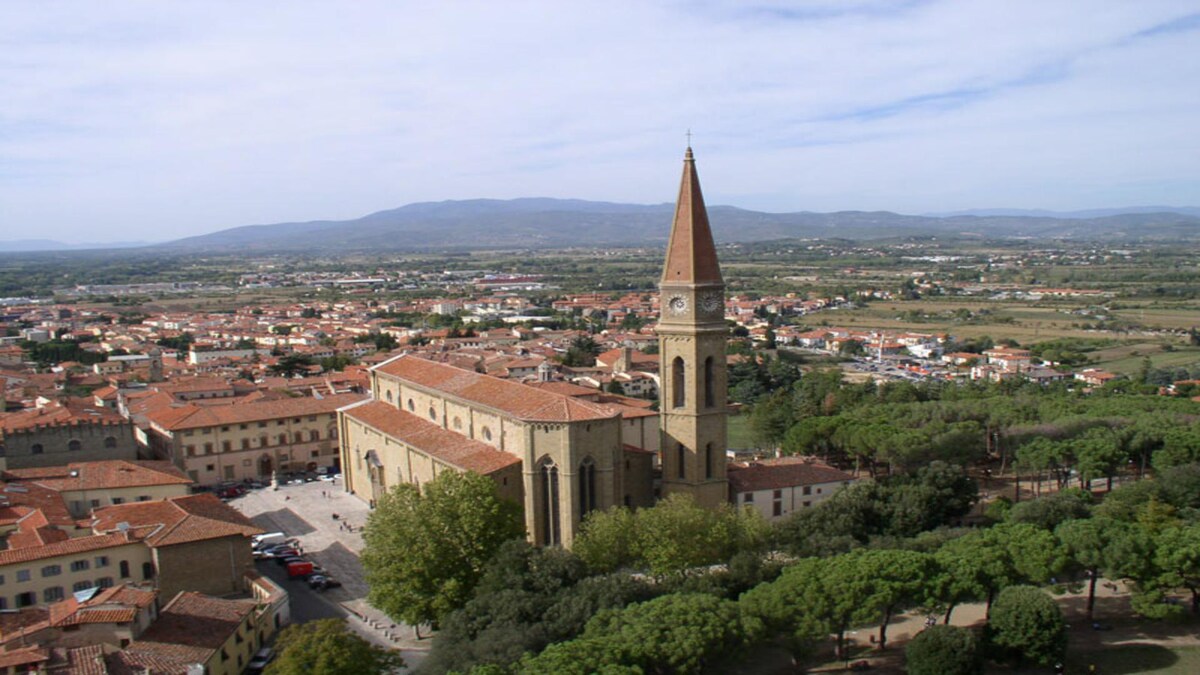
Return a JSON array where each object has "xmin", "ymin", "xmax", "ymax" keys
[{"xmin": 230, "ymin": 478, "xmax": 429, "ymax": 670}]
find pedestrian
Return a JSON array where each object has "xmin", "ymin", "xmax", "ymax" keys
[{"xmin": 321, "ymin": 490, "xmax": 326, "ymax": 497}]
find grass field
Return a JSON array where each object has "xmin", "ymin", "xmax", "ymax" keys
[
  {"xmin": 727, "ymin": 414, "xmax": 758, "ymax": 450},
  {"xmin": 1062, "ymin": 644, "xmax": 1200, "ymax": 675}
]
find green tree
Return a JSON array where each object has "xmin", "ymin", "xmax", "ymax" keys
[
  {"xmin": 573, "ymin": 495, "xmax": 768, "ymax": 577},
  {"xmin": 361, "ymin": 471, "xmax": 524, "ymax": 629},
  {"xmin": 1151, "ymin": 523, "xmax": 1200, "ymax": 614},
  {"xmin": 519, "ymin": 593, "xmax": 749, "ymax": 674},
  {"xmin": 1055, "ymin": 517, "xmax": 1143, "ymax": 621},
  {"xmin": 987, "ymin": 585, "xmax": 1067, "ymax": 667},
  {"xmin": 265, "ymin": 619, "xmax": 404, "ymax": 675},
  {"xmin": 905, "ymin": 625, "xmax": 982, "ymax": 675}
]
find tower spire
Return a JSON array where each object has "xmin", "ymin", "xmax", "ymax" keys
[{"xmin": 662, "ymin": 147, "xmax": 723, "ymax": 286}]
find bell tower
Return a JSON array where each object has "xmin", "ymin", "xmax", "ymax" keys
[{"xmin": 657, "ymin": 146, "xmax": 728, "ymax": 508}]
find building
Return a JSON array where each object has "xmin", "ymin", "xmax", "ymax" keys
[
  {"xmin": 89, "ymin": 493, "xmax": 262, "ymax": 600},
  {"xmin": 656, "ymin": 147, "xmax": 730, "ymax": 509},
  {"xmin": 0, "ymin": 400, "xmax": 139, "ymax": 471},
  {"xmin": 3, "ymin": 460, "xmax": 192, "ymax": 518},
  {"xmin": 728, "ymin": 458, "xmax": 856, "ymax": 521},
  {"xmin": 338, "ymin": 147, "xmax": 731, "ymax": 545},
  {"xmin": 144, "ymin": 393, "xmax": 364, "ymax": 485},
  {"xmin": 113, "ymin": 591, "xmax": 269, "ymax": 675}
]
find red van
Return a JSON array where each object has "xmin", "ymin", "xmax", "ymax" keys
[{"xmin": 286, "ymin": 561, "xmax": 314, "ymax": 578}]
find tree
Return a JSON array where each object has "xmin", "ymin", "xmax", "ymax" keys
[
  {"xmin": 519, "ymin": 593, "xmax": 749, "ymax": 674},
  {"xmin": 361, "ymin": 471, "xmax": 524, "ymax": 629},
  {"xmin": 1055, "ymin": 517, "xmax": 1142, "ymax": 621},
  {"xmin": 561, "ymin": 335, "xmax": 602, "ymax": 367},
  {"xmin": 1007, "ymin": 489, "xmax": 1092, "ymax": 531},
  {"xmin": 1151, "ymin": 523, "xmax": 1200, "ymax": 614},
  {"xmin": 265, "ymin": 619, "xmax": 404, "ymax": 675},
  {"xmin": 573, "ymin": 495, "xmax": 769, "ymax": 577},
  {"xmin": 905, "ymin": 625, "xmax": 982, "ymax": 675},
  {"xmin": 268, "ymin": 353, "xmax": 316, "ymax": 378},
  {"xmin": 987, "ymin": 585, "xmax": 1067, "ymax": 667}
]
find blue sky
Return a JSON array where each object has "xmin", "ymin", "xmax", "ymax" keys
[{"xmin": 2, "ymin": 1, "xmax": 1198, "ymax": 243}]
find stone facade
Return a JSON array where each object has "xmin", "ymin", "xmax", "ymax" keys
[{"xmin": 1, "ymin": 420, "xmax": 139, "ymax": 471}]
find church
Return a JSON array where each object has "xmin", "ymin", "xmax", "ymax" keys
[{"xmin": 337, "ymin": 147, "xmax": 729, "ymax": 546}]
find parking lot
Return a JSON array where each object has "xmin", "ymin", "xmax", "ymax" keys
[{"xmin": 230, "ymin": 478, "xmax": 428, "ymax": 669}]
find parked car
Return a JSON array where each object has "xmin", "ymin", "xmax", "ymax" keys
[
  {"xmin": 247, "ymin": 647, "xmax": 274, "ymax": 674},
  {"xmin": 275, "ymin": 555, "xmax": 305, "ymax": 568},
  {"xmin": 308, "ymin": 574, "xmax": 342, "ymax": 590}
]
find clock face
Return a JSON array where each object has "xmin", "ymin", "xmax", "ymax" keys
[
  {"xmin": 700, "ymin": 292, "xmax": 723, "ymax": 315},
  {"xmin": 667, "ymin": 295, "xmax": 688, "ymax": 315}
]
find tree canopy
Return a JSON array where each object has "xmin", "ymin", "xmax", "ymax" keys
[{"xmin": 361, "ymin": 471, "xmax": 524, "ymax": 627}]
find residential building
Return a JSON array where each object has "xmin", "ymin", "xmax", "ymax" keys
[{"xmin": 728, "ymin": 458, "xmax": 856, "ymax": 521}]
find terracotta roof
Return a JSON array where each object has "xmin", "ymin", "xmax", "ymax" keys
[
  {"xmin": 48, "ymin": 583, "xmax": 157, "ymax": 628},
  {"xmin": 48, "ymin": 644, "xmax": 108, "ymax": 675},
  {"xmin": 661, "ymin": 147, "xmax": 723, "ymax": 286},
  {"xmin": 342, "ymin": 401, "xmax": 521, "ymax": 475},
  {"xmin": 5, "ymin": 460, "xmax": 192, "ymax": 492},
  {"xmin": 0, "ymin": 645, "xmax": 48, "ymax": 669},
  {"xmin": 728, "ymin": 458, "xmax": 855, "ymax": 493},
  {"xmin": 121, "ymin": 592, "xmax": 256, "ymax": 673},
  {"xmin": 374, "ymin": 355, "xmax": 618, "ymax": 423},
  {"xmin": 145, "ymin": 392, "xmax": 365, "ymax": 431},
  {"xmin": 90, "ymin": 493, "xmax": 261, "ymax": 547},
  {"xmin": 0, "ymin": 401, "xmax": 125, "ymax": 433},
  {"xmin": 0, "ymin": 531, "xmax": 142, "ymax": 566}
]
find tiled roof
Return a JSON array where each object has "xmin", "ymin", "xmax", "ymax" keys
[
  {"xmin": 48, "ymin": 644, "xmax": 108, "ymax": 675},
  {"xmin": 0, "ymin": 645, "xmax": 48, "ymax": 669},
  {"xmin": 121, "ymin": 591, "xmax": 256, "ymax": 671},
  {"xmin": 5, "ymin": 460, "xmax": 192, "ymax": 492},
  {"xmin": 727, "ymin": 458, "xmax": 855, "ymax": 493},
  {"xmin": 0, "ymin": 531, "xmax": 142, "ymax": 567},
  {"xmin": 661, "ymin": 147, "xmax": 723, "ymax": 286},
  {"xmin": 374, "ymin": 355, "xmax": 618, "ymax": 423},
  {"xmin": 343, "ymin": 401, "xmax": 521, "ymax": 475},
  {"xmin": 145, "ymin": 392, "xmax": 365, "ymax": 431},
  {"xmin": 90, "ymin": 494, "xmax": 261, "ymax": 547}
]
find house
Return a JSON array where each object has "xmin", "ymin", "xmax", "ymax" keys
[
  {"xmin": 728, "ymin": 457, "xmax": 856, "ymax": 521},
  {"xmin": 143, "ymin": 392, "xmax": 364, "ymax": 485}
]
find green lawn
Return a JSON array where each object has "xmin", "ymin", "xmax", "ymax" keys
[
  {"xmin": 727, "ymin": 414, "xmax": 757, "ymax": 450},
  {"xmin": 1061, "ymin": 644, "xmax": 1200, "ymax": 675}
]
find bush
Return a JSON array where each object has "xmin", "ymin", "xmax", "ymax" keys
[
  {"xmin": 905, "ymin": 625, "xmax": 982, "ymax": 675},
  {"xmin": 988, "ymin": 585, "xmax": 1067, "ymax": 667}
]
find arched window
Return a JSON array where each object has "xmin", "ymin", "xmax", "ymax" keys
[
  {"xmin": 328, "ymin": 426, "xmax": 338, "ymax": 440},
  {"xmin": 539, "ymin": 459, "xmax": 561, "ymax": 546},
  {"xmin": 453, "ymin": 417, "xmax": 462, "ymax": 430},
  {"xmin": 481, "ymin": 427, "xmax": 493, "ymax": 442},
  {"xmin": 294, "ymin": 432, "xmax": 304, "ymax": 444},
  {"xmin": 677, "ymin": 443, "xmax": 686, "ymax": 479},
  {"xmin": 310, "ymin": 430, "xmax": 320, "ymax": 442},
  {"xmin": 704, "ymin": 356, "xmax": 715, "ymax": 408},
  {"xmin": 428, "ymin": 406, "xmax": 437, "ymax": 422},
  {"xmin": 259, "ymin": 435, "xmax": 269, "ymax": 448},
  {"xmin": 578, "ymin": 458, "xmax": 597, "ymax": 518},
  {"xmin": 31, "ymin": 444, "xmax": 44, "ymax": 455},
  {"xmin": 104, "ymin": 436, "xmax": 117, "ymax": 449},
  {"xmin": 672, "ymin": 357, "xmax": 685, "ymax": 408},
  {"xmin": 277, "ymin": 434, "xmax": 287, "ymax": 446},
  {"xmin": 705, "ymin": 443, "xmax": 714, "ymax": 480},
  {"xmin": 406, "ymin": 398, "xmax": 415, "ymax": 412},
  {"xmin": 386, "ymin": 390, "xmax": 393, "ymax": 403},
  {"xmin": 68, "ymin": 439, "xmax": 81, "ymax": 452}
]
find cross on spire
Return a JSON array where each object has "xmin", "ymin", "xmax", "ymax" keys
[{"xmin": 685, "ymin": 128, "xmax": 692, "ymax": 148}]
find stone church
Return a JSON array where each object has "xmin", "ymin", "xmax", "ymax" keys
[{"xmin": 338, "ymin": 147, "xmax": 728, "ymax": 545}]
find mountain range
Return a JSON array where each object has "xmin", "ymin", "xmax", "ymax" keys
[{"xmin": 5, "ymin": 201, "xmax": 1200, "ymax": 253}]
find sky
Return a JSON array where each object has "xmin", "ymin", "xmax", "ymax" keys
[{"xmin": 2, "ymin": 1, "xmax": 1199, "ymax": 244}]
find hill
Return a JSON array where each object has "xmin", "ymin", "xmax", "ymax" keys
[{"xmin": 136, "ymin": 199, "xmax": 1200, "ymax": 253}]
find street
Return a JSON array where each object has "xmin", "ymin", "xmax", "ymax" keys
[{"xmin": 230, "ymin": 478, "xmax": 429, "ymax": 670}]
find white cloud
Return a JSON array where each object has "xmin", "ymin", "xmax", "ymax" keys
[{"xmin": 1, "ymin": 0, "xmax": 1198, "ymax": 241}]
